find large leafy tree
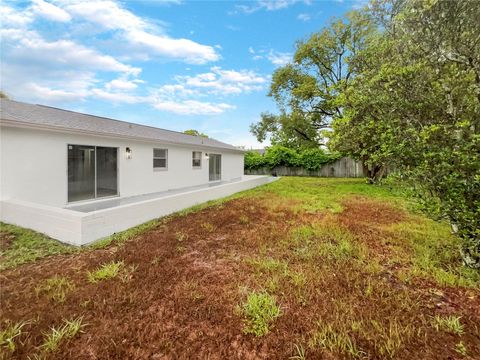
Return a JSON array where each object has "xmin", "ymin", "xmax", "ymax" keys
[
  {"xmin": 250, "ymin": 11, "xmax": 376, "ymax": 150},
  {"xmin": 329, "ymin": 0, "xmax": 480, "ymax": 266}
]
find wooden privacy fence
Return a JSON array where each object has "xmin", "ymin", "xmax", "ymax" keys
[{"xmin": 244, "ymin": 157, "xmax": 365, "ymax": 178}]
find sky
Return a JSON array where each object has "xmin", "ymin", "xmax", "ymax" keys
[{"xmin": 0, "ymin": 0, "xmax": 365, "ymax": 148}]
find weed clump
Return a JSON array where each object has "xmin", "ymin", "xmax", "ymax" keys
[
  {"xmin": 432, "ymin": 315, "xmax": 464, "ymax": 335},
  {"xmin": 87, "ymin": 261, "xmax": 124, "ymax": 283},
  {"xmin": 35, "ymin": 276, "xmax": 74, "ymax": 303},
  {"xmin": 41, "ymin": 317, "xmax": 85, "ymax": 353},
  {"xmin": 240, "ymin": 291, "xmax": 281, "ymax": 337},
  {"xmin": 0, "ymin": 320, "xmax": 31, "ymax": 352}
]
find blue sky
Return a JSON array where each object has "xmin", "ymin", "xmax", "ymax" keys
[{"xmin": 1, "ymin": 0, "xmax": 363, "ymax": 147}]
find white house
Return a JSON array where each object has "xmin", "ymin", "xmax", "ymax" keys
[{"xmin": 0, "ymin": 99, "xmax": 273, "ymax": 245}]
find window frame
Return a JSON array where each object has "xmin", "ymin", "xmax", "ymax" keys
[
  {"xmin": 192, "ymin": 151, "xmax": 202, "ymax": 169},
  {"xmin": 153, "ymin": 148, "xmax": 168, "ymax": 170}
]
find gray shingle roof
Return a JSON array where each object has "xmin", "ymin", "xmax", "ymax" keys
[{"xmin": 0, "ymin": 99, "xmax": 242, "ymax": 152}]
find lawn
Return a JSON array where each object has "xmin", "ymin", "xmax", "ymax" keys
[{"xmin": 1, "ymin": 177, "xmax": 479, "ymax": 359}]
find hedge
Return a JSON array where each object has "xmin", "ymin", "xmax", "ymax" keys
[{"xmin": 245, "ymin": 145, "xmax": 341, "ymax": 171}]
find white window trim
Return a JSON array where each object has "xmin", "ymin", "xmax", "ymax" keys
[
  {"xmin": 192, "ymin": 151, "xmax": 202, "ymax": 169},
  {"xmin": 153, "ymin": 148, "xmax": 168, "ymax": 171}
]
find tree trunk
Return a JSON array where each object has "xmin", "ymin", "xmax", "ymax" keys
[{"xmin": 362, "ymin": 160, "xmax": 386, "ymax": 184}]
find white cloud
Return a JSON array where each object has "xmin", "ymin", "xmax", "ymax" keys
[
  {"xmin": 145, "ymin": 67, "xmax": 267, "ymax": 115},
  {"xmin": 152, "ymin": 100, "xmax": 234, "ymax": 115},
  {"xmin": 0, "ymin": 4, "xmax": 33, "ymax": 28},
  {"xmin": 266, "ymin": 50, "xmax": 292, "ymax": 66},
  {"xmin": 249, "ymin": 47, "xmax": 292, "ymax": 67},
  {"xmin": 0, "ymin": 1, "xmax": 259, "ymax": 116},
  {"xmin": 26, "ymin": 83, "xmax": 88, "ymax": 102},
  {"xmin": 2, "ymin": 28, "xmax": 140, "ymax": 75},
  {"xmin": 32, "ymin": 0, "xmax": 71, "ymax": 22},
  {"xmin": 233, "ymin": 0, "xmax": 310, "ymax": 14},
  {"xmin": 125, "ymin": 29, "xmax": 219, "ymax": 64},
  {"xmin": 59, "ymin": 0, "xmax": 220, "ymax": 64},
  {"xmin": 297, "ymin": 13, "xmax": 311, "ymax": 22},
  {"xmin": 177, "ymin": 67, "xmax": 267, "ymax": 95},
  {"xmin": 0, "ymin": 24, "xmax": 140, "ymax": 104},
  {"xmin": 105, "ymin": 78, "xmax": 143, "ymax": 91},
  {"xmin": 91, "ymin": 88, "xmax": 142, "ymax": 104}
]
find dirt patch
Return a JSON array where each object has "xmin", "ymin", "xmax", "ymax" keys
[
  {"xmin": 339, "ymin": 196, "xmax": 406, "ymax": 227},
  {"xmin": 1, "ymin": 194, "xmax": 479, "ymax": 360}
]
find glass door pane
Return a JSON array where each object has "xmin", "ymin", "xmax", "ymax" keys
[
  {"xmin": 96, "ymin": 147, "xmax": 118, "ymax": 198},
  {"xmin": 209, "ymin": 154, "xmax": 221, "ymax": 181},
  {"xmin": 215, "ymin": 154, "xmax": 221, "ymax": 181},
  {"xmin": 68, "ymin": 145, "xmax": 95, "ymax": 202}
]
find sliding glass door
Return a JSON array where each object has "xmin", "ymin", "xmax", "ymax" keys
[
  {"xmin": 209, "ymin": 154, "xmax": 221, "ymax": 181},
  {"xmin": 68, "ymin": 145, "xmax": 118, "ymax": 202},
  {"xmin": 96, "ymin": 147, "xmax": 118, "ymax": 198}
]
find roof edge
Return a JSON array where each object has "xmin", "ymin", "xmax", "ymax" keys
[{"xmin": 0, "ymin": 119, "xmax": 245, "ymax": 153}]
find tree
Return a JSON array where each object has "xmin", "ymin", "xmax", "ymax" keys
[
  {"xmin": 250, "ymin": 11, "xmax": 376, "ymax": 150},
  {"xmin": 329, "ymin": 0, "xmax": 480, "ymax": 266},
  {"xmin": 0, "ymin": 91, "xmax": 9, "ymax": 99},
  {"xmin": 183, "ymin": 129, "xmax": 208, "ymax": 138}
]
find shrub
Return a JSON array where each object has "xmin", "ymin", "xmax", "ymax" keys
[
  {"xmin": 299, "ymin": 148, "xmax": 340, "ymax": 171},
  {"xmin": 244, "ymin": 145, "xmax": 339, "ymax": 170},
  {"xmin": 264, "ymin": 146, "xmax": 300, "ymax": 168},
  {"xmin": 244, "ymin": 151, "xmax": 267, "ymax": 170}
]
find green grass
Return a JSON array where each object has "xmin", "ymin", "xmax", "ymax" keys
[
  {"xmin": 87, "ymin": 261, "xmax": 124, "ymax": 283},
  {"xmin": 35, "ymin": 276, "xmax": 75, "ymax": 303},
  {"xmin": 0, "ymin": 223, "xmax": 77, "ymax": 270},
  {"xmin": 431, "ymin": 315, "xmax": 464, "ymax": 335},
  {"xmin": 245, "ymin": 257, "xmax": 289, "ymax": 276},
  {"xmin": 246, "ymin": 177, "xmax": 407, "ymax": 214},
  {"xmin": 0, "ymin": 320, "xmax": 31, "ymax": 352},
  {"xmin": 309, "ymin": 322, "xmax": 365, "ymax": 358},
  {"xmin": 388, "ymin": 218, "xmax": 480, "ymax": 288},
  {"xmin": 40, "ymin": 317, "xmax": 85, "ymax": 353},
  {"xmin": 239, "ymin": 291, "xmax": 281, "ymax": 337},
  {"xmin": 455, "ymin": 341, "xmax": 467, "ymax": 356},
  {"xmin": 288, "ymin": 222, "xmax": 367, "ymax": 263}
]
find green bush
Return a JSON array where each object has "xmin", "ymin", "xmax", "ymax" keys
[
  {"xmin": 299, "ymin": 148, "xmax": 340, "ymax": 171},
  {"xmin": 245, "ymin": 145, "xmax": 339, "ymax": 170},
  {"xmin": 244, "ymin": 151, "xmax": 266, "ymax": 170}
]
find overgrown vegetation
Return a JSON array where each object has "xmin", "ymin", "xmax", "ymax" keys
[
  {"xmin": 250, "ymin": 0, "xmax": 480, "ymax": 267},
  {"xmin": 1, "ymin": 177, "xmax": 479, "ymax": 358},
  {"xmin": 244, "ymin": 145, "xmax": 340, "ymax": 170}
]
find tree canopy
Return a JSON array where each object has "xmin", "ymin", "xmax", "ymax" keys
[{"xmin": 183, "ymin": 129, "xmax": 208, "ymax": 138}]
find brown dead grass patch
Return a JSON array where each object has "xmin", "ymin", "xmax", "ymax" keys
[{"xmin": 1, "ymin": 191, "xmax": 479, "ymax": 359}]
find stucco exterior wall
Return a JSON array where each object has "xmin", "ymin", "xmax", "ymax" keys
[{"xmin": 0, "ymin": 126, "xmax": 244, "ymax": 207}]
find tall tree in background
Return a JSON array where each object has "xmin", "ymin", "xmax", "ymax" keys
[{"xmin": 250, "ymin": 11, "xmax": 376, "ymax": 150}]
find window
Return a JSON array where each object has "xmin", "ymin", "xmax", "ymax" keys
[
  {"xmin": 153, "ymin": 148, "xmax": 168, "ymax": 169},
  {"xmin": 192, "ymin": 151, "xmax": 202, "ymax": 168}
]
